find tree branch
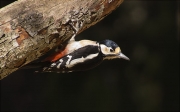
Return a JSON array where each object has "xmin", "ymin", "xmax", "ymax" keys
[{"xmin": 0, "ymin": 0, "xmax": 124, "ymax": 80}]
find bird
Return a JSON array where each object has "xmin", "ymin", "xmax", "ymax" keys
[
  {"xmin": 22, "ymin": 21, "xmax": 129, "ymax": 73},
  {"xmin": 35, "ymin": 38, "xmax": 130, "ymax": 73}
]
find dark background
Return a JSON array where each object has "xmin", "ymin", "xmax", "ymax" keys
[{"xmin": 1, "ymin": 0, "xmax": 179, "ymax": 111}]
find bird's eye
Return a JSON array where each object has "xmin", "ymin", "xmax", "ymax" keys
[{"xmin": 110, "ymin": 48, "xmax": 114, "ymax": 52}]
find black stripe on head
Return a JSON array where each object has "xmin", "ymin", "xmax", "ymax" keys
[{"xmin": 99, "ymin": 39, "xmax": 119, "ymax": 50}]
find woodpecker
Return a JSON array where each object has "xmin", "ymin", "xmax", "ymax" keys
[
  {"xmin": 35, "ymin": 38, "xmax": 130, "ymax": 73},
  {"xmin": 23, "ymin": 21, "xmax": 129, "ymax": 73}
]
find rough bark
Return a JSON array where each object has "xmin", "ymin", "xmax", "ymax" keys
[{"xmin": 0, "ymin": 0, "xmax": 124, "ymax": 80}]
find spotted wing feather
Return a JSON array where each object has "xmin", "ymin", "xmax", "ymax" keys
[{"xmin": 41, "ymin": 45, "xmax": 102, "ymax": 73}]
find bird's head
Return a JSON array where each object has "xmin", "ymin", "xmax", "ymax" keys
[{"xmin": 99, "ymin": 40, "xmax": 130, "ymax": 60}]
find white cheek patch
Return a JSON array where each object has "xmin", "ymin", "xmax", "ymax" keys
[
  {"xmin": 100, "ymin": 45, "xmax": 121, "ymax": 56},
  {"xmin": 100, "ymin": 44, "xmax": 110, "ymax": 55},
  {"xmin": 66, "ymin": 53, "xmax": 98, "ymax": 68},
  {"xmin": 100, "ymin": 45, "xmax": 122, "ymax": 60},
  {"xmin": 115, "ymin": 47, "xmax": 121, "ymax": 54},
  {"xmin": 100, "ymin": 44, "xmax": 118, "ymax": 55}
]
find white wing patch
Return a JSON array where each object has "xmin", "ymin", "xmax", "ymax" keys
[
  {"xmin": 66, "ymin": 55, "xmax": 72, "ymax": 65},
  {"xmin": 66, "ymin": 53, "xmax": 98, "ymax": 68},
  {"xmin": 50, "ymin": 63, "xmax": 56, "ymax": 67},
  {"xmin": 57, "ymin": 59, "xmax": 63, "ymax": 69}
]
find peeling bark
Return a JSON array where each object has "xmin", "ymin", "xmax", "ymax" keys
[{"xmin": 0, "ymin": 0, "xmax": 124, "ymax": 80}]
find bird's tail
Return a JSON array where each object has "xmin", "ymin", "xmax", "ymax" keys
[{"xmin": 20, "ymin": 61, "xmax": 51, "ymax": 72}]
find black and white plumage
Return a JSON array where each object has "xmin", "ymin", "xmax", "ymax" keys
[
  {"xmin": 39, "ymin": 39, "xmax": 129, "ymax": 73},
  {"xmin": 22, "ymin": 19, "xmax": 129, "ymax": 73}
]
